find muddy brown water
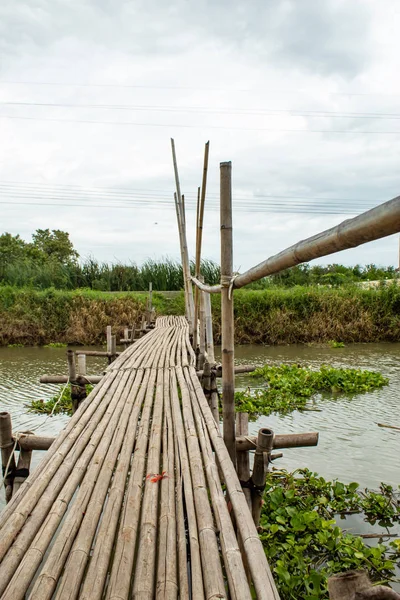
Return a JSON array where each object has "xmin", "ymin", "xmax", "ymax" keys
[{"xmin": 0, "ymin": 342, "xmax": 399, "ymax": 586}]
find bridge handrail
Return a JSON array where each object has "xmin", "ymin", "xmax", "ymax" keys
[{"xmin": 191, "ymin": 194, "xmax": 400, "ymax": 293}]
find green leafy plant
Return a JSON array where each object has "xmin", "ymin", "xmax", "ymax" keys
[
  {"xmin": 260, "ymin": 469, "xmax": 400, "ymax": 599},
  {"xmin": 329, "ymin": 340, "xmax": 345, "ymax": 348},
  {"xmin": 44, "ymin": 342, "xmax": 68, "ymax": 348},
  {"xmin": 26, "ymin": 385, "xmax": 93, "ymax": 416},
  {"xmin": 234, "ymin": 364, "xmax": 388, "ymax": 419}
]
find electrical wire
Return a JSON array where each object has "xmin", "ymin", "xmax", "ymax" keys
[
  {"xmin": 0, "ymin": 114, "xmax": 398, "ymax": 134},
  {"xmin": 3, "ymin": 101, "xmax": 400, "ymax": 120}
]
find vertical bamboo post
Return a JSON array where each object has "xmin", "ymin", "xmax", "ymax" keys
[
  {"xmin": 204, "ymin": 293, "xmax": 215, "ymax": 365},
  {"xmin": 202, "ymin": 360, "xmax": 212, "ymax": 403},
  {"xmin": 174, "ymin": 192, "xmax": 190, "ymax": 321},
  {"xmin": 0, "ymin": 412, "xmax": 16, "ymax": 503},
  {"xmin": 148, "ymin": 281, "xmax": 153, "ymax": 322},
  {"xmin": 193, "ymin": 141, "xmax": 210, "ymax": 350},
  {"xmin": 251, "ymin": 428, "xmax": 274, "ymax": 527},
  {"xmin": 106, "ymin": 325, "xmax": 112, "ymax": 355},
  {"xmin": 193, "ymin": 186, "xmax": 201, "ymax": 352},
  {"xmin": 111, "ymin": 335, "xmax": 117, "ymax": 362},
  {"xmin": 171, "ymin": 139, "xmax": 194, "ymax": 332},
  {"xmin": 124, "ymin": 327, "xmax": 129, "ymax": 341},
  {"xmin": 77, "ymin": 354, "xmax": 86, "ymax": 376},
  {"xmin": 67, "ymin": 350, "xmax": 85, "ymax": 413},
  {"xmin": 236, "ymin": 413, "xmax": 251, "ymax": 509},
  {"xmin": 210, "ymin": 372, "xmax": 220, "ymax": 425},
  {"xmin": 13, "ymin": 432, "xmax": 33, "ymax": 495},
  {"xmin": 220, "ymin": 161, "xmax": 236, "ymax": 466},
  {"xmin": 198, "ymin": 281, "xmax": 206, "ymax": 370}
]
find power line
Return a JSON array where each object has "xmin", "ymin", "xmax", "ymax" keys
[
  {"xmin": 3, "ymin": 101, "xmax": 400, "ymax": 120},
  {"xmin": 1, "ymin": 79, "xmax": 399, "ymax": 97},
  {"xmin": 0, "ymin": 181, "xmax": 379, "ymax": 204},
  {"xmin": 0, "ymin": 200, "xmax": 370, "ymax": 214},
  {"xmin": 1, "ymin": 114, "xmax": 399, "ymax": 134}
]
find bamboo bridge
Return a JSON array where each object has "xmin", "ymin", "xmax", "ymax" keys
[{"xmin": 1, "ymin": 141, "xmax": 400, "ymax": 599}]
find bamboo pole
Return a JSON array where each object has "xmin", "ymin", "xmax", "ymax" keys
[
  {"xmin": 210, "ymin": 372, "xmax": 220, "ymax": 425},
  {"xmin": 0, "ymin": 372, "xmax": 121, "ymax": 565},
  {"xmin": 220, "ymin": 160, "xmax": 236, "ymax": 466},
  {"xmin": 156, "ymin": 369, "xmax": 178, "ymax": 599},
  {"xmin": 171, "ymin": 139, "xmax": 194, "ymax": 330},
  {"xmin": 198, "ymin": 286, "xmax": 206, "ymax": 370},
  {"xmin": 193, "ymin": 142, "xmax": 210, "ymax": 350},
  {"xmin": 106, "ymin": 325, "xmax": 112, "ymax": 354},
  {"xmin": 0, "ymin": 371, "xmax": 130, "ymax": 598},
  {"xmin": 12, "ymin": 443, "xmax": 32, "ymax": 496},
  {"xmin": 193, "ymin": 186, "xmax": 201, "ymax": 352},
  {"xmin": 174, "ymin": 192, "xmax": 190, "ymax": 321},
  {"xmin": 251, "ymin": 428, "xmax": 274, "ymax": 527},
  {"xmin": 176, "ymin": 366, "xmax": 232, "ymax": 599},
  {"xmin": 40, "ymin": 375, "xmax": 103, "ymax": 384},
  {"xmin": 0, "ymin": 371, "xmax": 119, "ymax": 533},
  {"xmin": 0, "ymin": 412, "xmax": 16, "ymax": 503},
  {"xmin": 13, "ymin": 435, "xmax": 54, "ymax": 451},
  {"xmin": 53, "ymin": 372, "xmax": 143, "ymax": 600},
  {"xmin": 192, "ymin": 194, "xmax": 400, "ymax": 293},
  {"xmin": 67, "ymin": 350, "xmax": 86, "ymax": 413},
  {"xmin": 185, "ymin": 368, "xmax": 252, "ymax": 600},
  {"xmin": 236, "ymin": 431, "xmax": 319, "ymax": 452},
  {"xmin": 77, "ymin": 354, "xmax": 86, "ymax": 376},
  {"xmin": 187, "ymin": 365, "xmax": 280, "ymax": 600},
  {"xmin": 204, "ymin": 293, "xmax": 215, "ymax": 364},
  {"xmin": 236, "ymin": 413, "xmax": 251, "ymax": 510},
  {"xmin": 133, "ymin": 369, "xmax": 165, "ymax": 599},
  {"xmin": 170, "ymin": 371, "xmax": 204, "ymax": 599},
  {"xmin": 196, "ymin": 364, "xmax": 256, "ymax": 378}
]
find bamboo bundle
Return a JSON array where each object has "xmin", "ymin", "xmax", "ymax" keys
[
  {"xmin": 187, "ymin": 363, "xmax": 280, "ymax": 600},
  {"xmin": 176, "ymin": 366, "xmax": 226, "ymax": 598},
  {"xmin": 0, "ymin": 316, "xmax": 283, "ymax": 599},
  {"xmin": 0, "ymin": 371, "xmax": 133, "ymax": 599},
  {"xmin": 183, "ymin": 368, "xmax": 252, "ymax": 600}
]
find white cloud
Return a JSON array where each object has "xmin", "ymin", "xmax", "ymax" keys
[{"xmin": 0, "ymin": 0, "xmax": 399, "ymax": 272}]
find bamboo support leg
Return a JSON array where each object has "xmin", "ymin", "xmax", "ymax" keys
[
  {"xmin": 13, "ymin": 435, "xmax": 33, "ymax": 496},
  {"xmin": 251, "ymin": 428, "xmax": 274, "ymax": 528},
  {"xmin": 236, "ymin": 414, "xmax": 251, "ymax": 510},
  {"xmin": 0, "ymin": 413, "xmax": 16, "ymax": 503}
]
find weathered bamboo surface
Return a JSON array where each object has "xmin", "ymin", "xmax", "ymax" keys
[{"xmin": 0, "ymin": 316, "xmax": 279, "ymax": 600}]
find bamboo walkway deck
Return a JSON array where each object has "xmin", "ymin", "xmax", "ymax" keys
[{"xmin": 0, "ymin": 316, "xmax": 279, "ymax": 600}]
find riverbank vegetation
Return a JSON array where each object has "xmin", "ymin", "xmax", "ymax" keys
[
  {"xmin": 261, "ymin": 469, "xmax": 400, "ymax": 599},
  {"xmin": 1, "ymin": 283, "xmax": 400, "ymax": 345},
  {"xmin": 1, "ymin": 230, "xmax": 398, "ymax": 291},
  {"xmin": 234, "ymin": 364, "xmax": 389, "ymax": 419}
]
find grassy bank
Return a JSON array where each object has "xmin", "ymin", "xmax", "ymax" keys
[
  {"xmin": 0, "ymin": 287, "xmax": 149, "ymax": 346},
  {"xmin": 1, "ymin": 284, "xmax": 400, "ymax": 346}
]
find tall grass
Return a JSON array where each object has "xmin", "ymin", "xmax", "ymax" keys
[{"xmin": 0, "ymin": 257, "xmax": 220, "ymax": 291}]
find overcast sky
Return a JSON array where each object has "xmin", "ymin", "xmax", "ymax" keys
[{"xmin": 1, "ymin": 0, "xmax": 400, "ymax": 271}]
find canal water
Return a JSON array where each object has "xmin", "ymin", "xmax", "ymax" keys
[
  {"xmin": 0, "ymin": 343, "xmax": 399, "ymax": 553},
  {"xmin": 1, "ymin": 342, "xmax": 398, "ymax": 499}
]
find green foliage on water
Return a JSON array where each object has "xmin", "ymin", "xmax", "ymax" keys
[
  {"xmin": 328, "ymin": 340, "xmax": 345, "ymax": 348},
  {"xmin": 27, "ymin": 385, "xmax": 94, "ymax": 416},
  {"xmin": 235, "ymin": 364, "xmax": 388, "ymax": 418},
  {"xmin": 44, "ymin": 342, "xmax": 68, "ymax": 348},
  {"xmin": 261, "ymin": 469, "xmax": 400, "ymax": 599}
]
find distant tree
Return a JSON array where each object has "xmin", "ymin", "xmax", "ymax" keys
[
  {"xmin": 31, "ymin": 229, "xmax": 79, "ymax": 265},
  {"xmin": 0, "ymin": 233, "xmax": 27, "ymax": 264}
]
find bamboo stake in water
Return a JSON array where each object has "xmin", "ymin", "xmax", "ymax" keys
[
  {"xmin": 171, "ymin": 139, "xmax": 194, "ymax": 330},
  {"xmin": 220, "ymin": 161, "xmax": 236, "ymax": 466},
  {"xmin": 0, "ymin": 412, "xmax": 16, "ymax": 503}
]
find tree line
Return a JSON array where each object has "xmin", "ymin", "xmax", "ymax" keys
[{"xmin": 0, "ymin": 230, "xmax": 397, "ymax": 291}]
